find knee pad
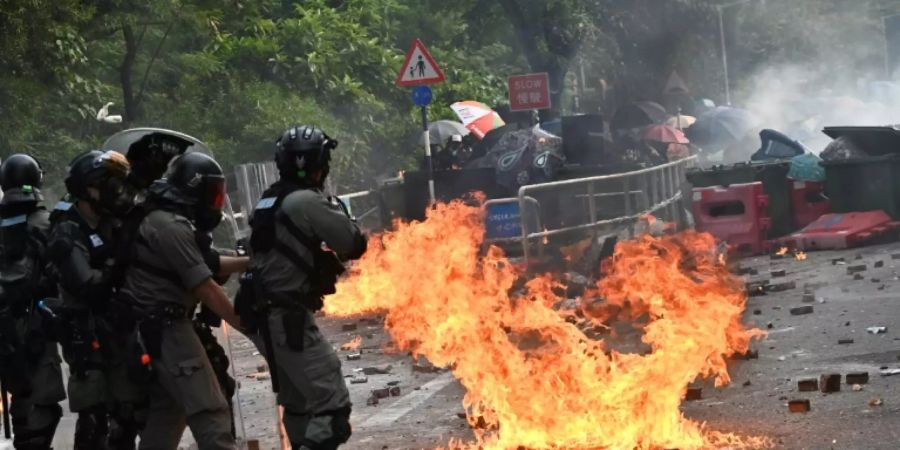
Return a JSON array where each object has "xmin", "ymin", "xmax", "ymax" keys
[
  {"xmin": 294, "ymin": 407, "xmax": 352, "ymax": 450},
  {"xmin": 74, "ymin": 409, "xmax": 109, "ymax": 450},
  {"xmin": 11, "ymin": 405, "xmax": 61, "ymax": 450}
]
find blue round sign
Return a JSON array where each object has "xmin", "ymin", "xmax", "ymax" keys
[{"xmin": 411, "ymin": 85, "xmax": 433, "ymax": 107}]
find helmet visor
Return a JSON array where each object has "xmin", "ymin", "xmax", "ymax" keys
[
  {"xmin": 96, "ymin": 150, "xmax": 130, "ymax": 181},
  {"xmin": 205, "ymin": 175, "xmax": 226, "ymax": 210}
]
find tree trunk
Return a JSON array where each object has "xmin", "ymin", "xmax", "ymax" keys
[{"xmin": 120, "ymin": 24, "xmax": 139, "ymax": 123}]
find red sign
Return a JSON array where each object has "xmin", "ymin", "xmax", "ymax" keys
[
  {"xmin": 508, "ymin": 73, "xmax": 551, "ymax": 111},
  {"xmin": 396, "ymin": 39, "xmax": 445, "ymax": 87}
]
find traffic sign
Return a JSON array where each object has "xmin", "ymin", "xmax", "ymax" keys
[
  {"xmin": 411, "ymin": 85, "xmax": 433, "ymax": 106},
  {"xmin": 508, "ymin": 72, "xmax": 551, "ymax": 111},
  {"xmin": 396, "ymin": 39, "xmax": 445, "ymax": 87}
]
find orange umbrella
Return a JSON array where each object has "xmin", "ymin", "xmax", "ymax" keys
[
  {"xmin": 450, "ymin": 101, "xmax": 505, "ymax": 140},
  {"xmin": 643, "ymin": 124, "xmax": 690, "ymax": 144}
]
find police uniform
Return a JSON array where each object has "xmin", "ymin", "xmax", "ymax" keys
[
  {"xmin": 246, "ymin": 183, "xmax": 366, "ymax": 449},
  {"xmin": 0, "ymin": 189, "xmax": 66, "ymax": 449},
  {"xmin": 48, "ymin": 200, "xmax": 146, "ymax": 449},
  {"xmin": 119, "ymin": 209, "xmax": 233, "ymax": 450}
]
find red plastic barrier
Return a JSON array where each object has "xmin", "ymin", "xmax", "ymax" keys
[
  {"xmin": 790, "ymin": 180, "xmax": 830, "ymax": 229},
  {"xmin": 777, "ymin": 210, "xmax": 900, "ymax": 250},
  {"xmin": 692, "ymin": 182, "xmax": 771, "ymax": 255}
]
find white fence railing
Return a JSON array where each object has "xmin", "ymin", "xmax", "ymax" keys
[{"xmin": 517, "ymin": 156, "xmax": 697, "ymax": 264}]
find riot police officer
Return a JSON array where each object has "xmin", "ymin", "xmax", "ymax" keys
[
  {"xmin": 0, "ymin": 154, "xmax": 66, "ymax": 449},
  {"xmin": 47, "ymin": 150, "xmax": 145, "ymax": 450},
  {"xmin": 117, "ymin": 152, "xmax": 240, "ymax": 450},
  {"xmin": 240, "ymin": 126, "xmax": 367, "ymax": 449}
]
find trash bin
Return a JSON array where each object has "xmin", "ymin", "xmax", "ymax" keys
[
  {"xmin": 821, "ymin": 154, "xmax": 900, "ymax": 218},
  {"xmin": 687, "ymin": 161, "xmax": 794, "ymax": 238}
]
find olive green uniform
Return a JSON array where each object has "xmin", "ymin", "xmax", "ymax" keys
[
  {"xmin": 248, "ymin": 188, "xmax": 366, "ymax": 449},
  {"xmin": 119, "ymin": 209, "xmax": 233, "ymax": 450}
]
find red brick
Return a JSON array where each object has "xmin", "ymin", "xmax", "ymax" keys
[
  {"xmin": 798, "ymin": 379, "xmax": 818, "ymax": 392},
  {"xmin": 819, "ymin": 374, "xmax": 841, "ymax": 393},
  {"xmin": 685, "ymin": 387, "xmax": 702, "ymax": 401},
  {"xmin": 846, "ymin": 372, "xmax": 869, "ymax": 385},
  {"xmin": 789, "ymin": 399, "xmax": 811, "ymax": 413}
]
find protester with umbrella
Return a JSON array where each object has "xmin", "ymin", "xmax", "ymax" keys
[
  {"xmin": 686, "ymin": 106, "xmax": 760, "ymax": 164},
  {"xmin": 643, "ymin": 124, "xmax": 692, "ymax": 162}
]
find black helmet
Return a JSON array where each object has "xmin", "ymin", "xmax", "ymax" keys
[
  {"xmin": 65, "ymin": 150, "xmax": 132, "ymax": 216},
  {"xmin": 275, "ymin": 125, "xmax": 338, "ymax": 184},
  {"xmin": 0, "ymin": 154, "xmax": 44, "ymax": 205},
  {"xmin": 158, "ymin": 152, "xmax": 226, "ymax": 231},
  {"xmin": 125, "ymin": 131, "xmax": 194, "ymax": 190},
  {"xmin": 0, "ymin": 154, "xmax": 43, "ymax": 191}
]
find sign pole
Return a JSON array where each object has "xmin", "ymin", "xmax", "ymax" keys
[{"xmin": 421, "ymin": 105, "xmax": 435, "ymax": 205}]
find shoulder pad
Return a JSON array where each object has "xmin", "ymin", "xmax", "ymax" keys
[
  {"xmin": 0, "ymin": 214, "xmax": 27, "ymax": 228},
  {"xmin": 54, "ymin": 201, "xmax": 73, "ymax": 211},
  {"xmin": 256, "ymin": 197, "xmax": 277, "ymax": 210}
]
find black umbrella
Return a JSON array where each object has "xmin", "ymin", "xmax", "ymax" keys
[
  {"xmin": 611, "ymin": 101, "xmax": 669, "ymax": 130},
  {"xmin": 417, "ymin": 120, "xmax": 470, "ymax": 147},
  {"xmin": 686, "ymin": 106, "xmax": 759, "ymax": 150}
]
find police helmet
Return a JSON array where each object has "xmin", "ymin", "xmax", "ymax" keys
[
  {"xmin": 163, "ymin": 152, "xmax": 226, "ymax": 231},
  {"xmin": 275, "ymin": 125, "xmax": 338, "ymax": 182},
  {"xmin": 0, "ymin": 154, "xmax": 43, "ymax": 191},
  {"xmin": 125, "ymin": 131, "xmax": 194, "ymax": 190},
  {"xmin": 65, "ymin": 150, "xmax": 131, "ymax": 215}
]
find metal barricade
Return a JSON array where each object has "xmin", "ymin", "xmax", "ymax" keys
[{"xmin": 517, "ymin": 156, "xmax": 697, "ymax": 264}]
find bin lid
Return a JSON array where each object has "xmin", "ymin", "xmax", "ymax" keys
[{"xmin": 822, "ymin": 126, "xmax": 900, "ymax": 157}]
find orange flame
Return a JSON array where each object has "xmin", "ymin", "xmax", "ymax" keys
[
  {"xmin": 794, "ymin": 251, "xmax": 807, "ymax": 261},
  {"xmin": 340, "ymin": 335, "xmax": 362, "ymax": 351},
  {"xmin": 776, "ymin": 246, "xmax": 789, "ymax": 256},
  {"xmin": 325, "ymin": 201, "xmax": 768, "ymax": 449}
]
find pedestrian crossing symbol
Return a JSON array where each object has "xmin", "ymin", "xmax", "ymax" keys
[{"xmin": 396, "ymin": 38, "xmax": 445, "ymax": 87}]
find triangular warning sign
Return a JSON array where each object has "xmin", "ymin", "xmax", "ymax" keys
[
  {"xmin": 664, "ymin": 70, "xmax": 690, "ymax": 95},
  {"xmin": 396, "ymin": 39, "xmax": 445, "ymax": 87}
]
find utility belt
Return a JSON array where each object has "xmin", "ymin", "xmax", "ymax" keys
[{"xmin": 121, "ymin": 300, "xmax": 191, "ymax": 384}]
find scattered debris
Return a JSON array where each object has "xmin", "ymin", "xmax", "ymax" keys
[
  {"xmin": 256, "ymin": 363, "xmax": 267, "ymax": 372},
  {"xmin": 366, "ymin": 394, "xmax": 379, "ymax": 406},
  {"xmin": 743, "ymin": 380, "xmax": 752, "ymax": 387},
  {"xmin": 802, "ymin": 293, "xmax": 816, "ymax": 303},
  {"xmin": 350, "ymin": 375, "xmax": 369, "ymax": 384},
  {"xmin": 880, "ymin": 368, "xmax": 900, "ymax": 376},
  {"xmin": 854, "ymin": 273, "xmax": 865, "ymax": 280},
  {"xmin": 867, "ymin": 326, "xmax": 888, "ymax": 334},
  {"xmin": 852, "ymin": 384, "xmax": 864, "ymax": 392},
  {"xmin": 771, "ymin": 270, "xmax": 787, "ymax": 278},
  {"xmin": 892, "ymin": 253, "xmax": 900, "ymax": 260},
  {"xmin": 847, "ymin": 265, "xmax": 868, "ymax": 274},
  {"xmin": 790, "ymin": 306, "xmax": 814, "ymax": 316},
  {"xmin": 346, "ymin": 353, "xmax": 362, "ymax": 361},
  {"xmin": 389, "ymin": 386, "xmax": 402, "ymax": 396},
  {"xmin": 875, "ymin": 260, "xmax": 885, "ymax": 268},
  {"xmin": 457, "ymin": 412, "xmax": 467, "ymax": 419},
  {"xmin": 371, "ymin": 388, "xmax": 391, "ymax": 399},
  {"xmin": 387, "ymin": 380, "xmax": 400, "ymax": 386},
  {"xmin": 342, "ymin": 323, "xmax": 358, "ymax": 332},
  {"xmin": 838, "ymin": 339, "xmax": 855, "ymax": 345},
  {"xmin": 847, "ymin": 372, "xmax": 869, "ymax": 385},
  {"xmin": 362, "ymin": 364, "xmax": 393, "ymax": 375},
  {"xmin": 819, "ymin": 374, "xmax": 841, "ymax": 393},
  {"xmin": 731, "ymin": 349, "xmax": 759, "ymax": 360},
  {"xmin": 768, "ymin": 281, "xmax": 797, "ymax": 292},
  {"xmin": 832, "ymin": 257, "xmax": 846, "ymax": 265},
  {"xmin": 247, "ymin": 440, "xmax": 260, "ymax": 450},
  {"xmin": 788, "ymin": 399, "xmax": 811, "ymax": 413},
  {"xmin": 872, "ymin": 278, "xmax": 881, "ymax": 283},
  {"xmin": 797, "ymin": 379, "xmax": 818, "ymax": 392},
  {"xmin": 412, "ymin": 360, "xmax": 443, "ymax": 373},
  {"xmin": 753, "ymin": 309, "xmax": 762, "ymax": 315},
  {"xmin": 246, "ymin": 371, "xmax": 270, "ymax": 381},
  {"xmin": 869, "ymin": 398, "xmax": 884, "ymax": 407},
  {"xmin": 685, "ymin": 387, "xmax": 702, "ymax": 401},
  {"xmin": 747, "ymin": 281, "xmax": 769, "ymax": 296}
]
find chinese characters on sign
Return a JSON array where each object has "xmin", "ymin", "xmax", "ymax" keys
[{"xmin": 507, "ymin": 73, "xmax": 551, "ymax": 112}]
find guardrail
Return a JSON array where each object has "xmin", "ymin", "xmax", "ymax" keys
[{"xmin": 517, "ymin": 156, "xmax": 697, "ymax": 264}]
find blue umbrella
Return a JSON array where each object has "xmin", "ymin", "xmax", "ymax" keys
[{"xmin": 686, "ymin": 106, "xmax": 760, "ymax": 150}]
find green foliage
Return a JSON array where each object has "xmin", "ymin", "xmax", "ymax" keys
[{"xmin": 0, "ymin": 0, "xmax": 893, "ymax": 193}]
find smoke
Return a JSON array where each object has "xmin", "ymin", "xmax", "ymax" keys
[{"xmin": 740, "ymin": 64, "xmax": 900, "ymax": 153}]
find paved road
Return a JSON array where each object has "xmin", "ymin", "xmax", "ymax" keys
[{"xmin": 6, "ymin": 241, "xmax": 900, "ymax": 449}]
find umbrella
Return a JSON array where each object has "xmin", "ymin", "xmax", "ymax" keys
[
  {"xmin": 643, "ymin": 124, "xmax": 690, "ymax": 144},
  {"xmin": 417, "ymin": 120, "xmax": 470, "ymax": 147},
  {"xmin": 686, "ymin": 106, "xmax": 759, "ymax": 149},
  {"xmin": 611, "ymin": 101, "xmax": 668, "ymax": 130},
  {"xmin": 451, "ymin": 101, "xmax": 505, "ymax": 139},
  {"xmin": 665, "ymin": 114, "xmax": 697, "ymax": 129}
]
